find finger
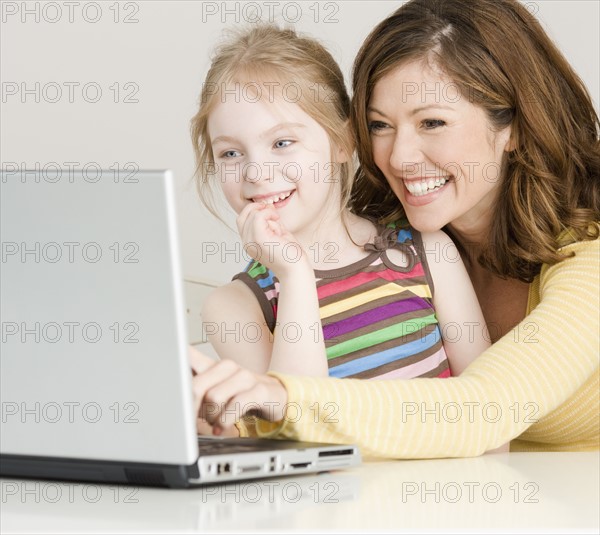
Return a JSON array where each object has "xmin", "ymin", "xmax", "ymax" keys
[
  {"xmin": 249, "ymin": 207, "xmax": 281, "ymax": 238},
  {"xmin": 200, "ymin": 366, "xmax": 257, "ymax": 425},
  {"xmin": 267, "ymin": 219, "xmax": 282, "ymax": 236},
  {"xmin": 205, "ymin": 375, "xmax": 289, "ymax": 435},
  {"xmin": 198, "ymin": 417, "xmax": 239, "ymax": 436},
  {"xmin": 196, "ymin": 417, "xmax": 215, "ymax": 435},
  {"xmin": 211, "ymin": 384, "xmax": 271, "ymax": 435},
  {"xmin": 239, "ymin": 209, "xmax": 283, "ymax": 260},
  {"xmin": 236, "ymin": 202, "xmax": 264, "ymax": 236},
  {"xmin": 188, "ymin": 346, "xmax": 216, "ymax": 375},
  {"xmin": 238, "ymin": 206, "xmax": 271, "ymax": 247},
  {"xmin": 191, "ymin": 359, "xmax": 240, "ymax": 417}
]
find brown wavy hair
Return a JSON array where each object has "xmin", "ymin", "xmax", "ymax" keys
[{"xmin": 350, "ymin": 0, "xmax": 599, "ymax": 282}]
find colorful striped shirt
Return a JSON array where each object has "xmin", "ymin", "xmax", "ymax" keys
[{"xmin": 233, "ymin": 223, "xmax": 450, "ymax": 380}]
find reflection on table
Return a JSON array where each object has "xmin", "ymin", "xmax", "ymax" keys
[{"xmin": 1, "ymin": 452, "xmax": 598, "ymax": 533}]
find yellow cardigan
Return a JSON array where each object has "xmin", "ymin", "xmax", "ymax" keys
[{"xmin": 244, "ymin": 234, "xmax": 599, "ymax": 456}]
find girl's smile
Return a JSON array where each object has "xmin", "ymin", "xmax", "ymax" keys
[{"xmin": 208, "ymin": 91, "xmax": 347, "ymax": 243}]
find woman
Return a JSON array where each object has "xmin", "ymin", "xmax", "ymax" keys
[{"xmin": 189, "ymin": 0, "xmax": 599, "ymax": 456}]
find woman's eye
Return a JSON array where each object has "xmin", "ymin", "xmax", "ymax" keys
[
  {"xmin": 274, "ymin": 139, "xmax": 293, "ymax": 149},
  {"xmin": 422, "ymin": 119, "xmax": 446, "ymax": 130},
  {"xmin": 367, "ymin": 121, "xmax": 389, "ymax": 133}
]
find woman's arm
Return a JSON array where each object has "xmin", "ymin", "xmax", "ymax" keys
[
  {"xmin": 421, "ymin": 230, "xmax": 491, "ymax": 375},
  {"xmin": 192, "ymin": 237, "xmax": 599, "ymax": 456},
  {"xmin": 422, "ymin": 230, "xmax": 508, "ymax": 451}
]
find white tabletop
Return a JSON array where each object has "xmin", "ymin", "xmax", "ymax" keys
[{"xmin": 1, "ymin": 452, "xmax": 598, "ymax": 534}]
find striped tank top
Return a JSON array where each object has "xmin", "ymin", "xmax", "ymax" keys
[{"xmin": 233, "ymin": 222, "xmax": 450, "ymax": 380}]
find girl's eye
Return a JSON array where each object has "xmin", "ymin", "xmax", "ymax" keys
[
  {"xmin": 221, "ymin": 149, "xmax": 241, "ymax": 158},
  {"xmin": 274, "ymin": 139, "xmax": 293, "ymax": 149},
  {"xmin": 422, "ymin": 119, "xmax": 446, "ymax": 130},
  {"xmin": 367, "ymin": 121, "xmax": 389, "ymax": 133}
]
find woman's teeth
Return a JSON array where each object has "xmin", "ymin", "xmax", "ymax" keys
[
  {"xmin": 404, "ymin": 178, "xmax": 447, "ymax": 197},
  {"xmin": 255, "ymin": 191, "xmax": 293, "ymax": 205}
]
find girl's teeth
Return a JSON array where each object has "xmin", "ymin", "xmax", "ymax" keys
[{"xmin": 258, "ymin": 191, "xmax": 293, "ymax": 204}]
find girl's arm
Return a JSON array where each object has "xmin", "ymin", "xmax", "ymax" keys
[
  {"xmin": 203, "ymin": 203, "xmax": 328, "ymax": 377},
  {"xmin": 201, "ymin": 281, "xmax": 274, "ymax": 374},
  {"xmin": 202, "ymin": 267, "xmax": 328, "ymax": 376},
  {"xmin": 268, "ymin": 261, "xmax": 329, "ymax": 376},
  {"xmin": 420, "ymin": 230, "xmax": 491, "ymax": 376}
]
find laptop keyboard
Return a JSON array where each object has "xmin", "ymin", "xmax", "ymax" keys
[{"xmin": 197, "ymin": 438, "xmax": 258, "ymax": 454}]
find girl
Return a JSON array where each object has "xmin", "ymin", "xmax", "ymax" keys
[{"xmin": 190, "ymin": 25, "xmax": 490, "ymax": 396}]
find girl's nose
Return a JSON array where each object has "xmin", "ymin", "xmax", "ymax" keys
[{"xmin": 242, "ymin": 157, "xmax": 276, "ymax": 184}]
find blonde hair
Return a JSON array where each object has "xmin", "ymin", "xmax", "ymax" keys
[{"xmin": 191, "ymin": 25, "xmax": 354, "ymax": 220}]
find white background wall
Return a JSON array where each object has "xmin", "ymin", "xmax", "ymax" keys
[{"xmin": 2, "ymin": 0, "xmax": 598, "ymax": 286}]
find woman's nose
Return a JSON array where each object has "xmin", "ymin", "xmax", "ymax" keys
[{"xmin": 388, "ymin": 129, "xmax": 423, "ymax": 177}]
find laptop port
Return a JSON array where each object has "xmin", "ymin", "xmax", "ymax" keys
[
  {"xmin": 269, "ymin": 457, "xmax": 277, "ymax": 472},
  {"xmin": 216, "ymin": 462, "xmax": 232, "ymax": 475},
  {"xmin": 238, "ymin": 465, "xmax": 262, "ymax": 474},
  {"xmin": 289, "ymin": 462, "xmax": 312, "ymax": 469},
  {"xmin": 318, "ymin": 449, "xmax": 354, "ymax": 457}
]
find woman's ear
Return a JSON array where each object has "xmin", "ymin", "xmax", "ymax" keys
[{"xmin": 502, "ymin": 125, "xmax": 516, "ymax": 153}]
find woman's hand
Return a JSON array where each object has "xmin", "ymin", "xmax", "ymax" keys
[{"xmin": 188, "ymin": 346, "xmax": 288, "ymax": 436}]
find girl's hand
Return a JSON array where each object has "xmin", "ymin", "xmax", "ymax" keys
[
  {"xmin": 236, "ymin": 203, "xmax": 309, "ymax": 278},
  {"xmin": 188, "ymin": 347, "xmax": 288, "ymax": 436}
]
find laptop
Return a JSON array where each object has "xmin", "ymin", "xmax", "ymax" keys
[{"xmin": 0, "ymin": 168, "xmax": 360, "ymax": 488}]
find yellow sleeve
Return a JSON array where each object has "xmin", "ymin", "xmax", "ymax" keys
[{"xmin": 262, "ymin": 237, "xmax": 599, "ymax": 457}]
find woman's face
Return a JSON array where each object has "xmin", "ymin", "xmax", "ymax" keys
[{"xmin": 368, "ymin": 60, "xmax": 512, "ymax": 237}]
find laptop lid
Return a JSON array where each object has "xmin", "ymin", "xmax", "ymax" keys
[
  {"xmin": 0, "ymin": 169, "xmax": 198, "ymax": 466},
  {"xmin": 1, "ymin": 168, "xmax": 361, "ymax": 488}
]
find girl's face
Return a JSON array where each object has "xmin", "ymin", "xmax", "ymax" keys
[
  {"xmin": 368, "ymin": 61, "xmax": 512, "ymax": 237},
  {"xmin": 208, "ymin": 87, "xmax": 345, "ymax": 239}
]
